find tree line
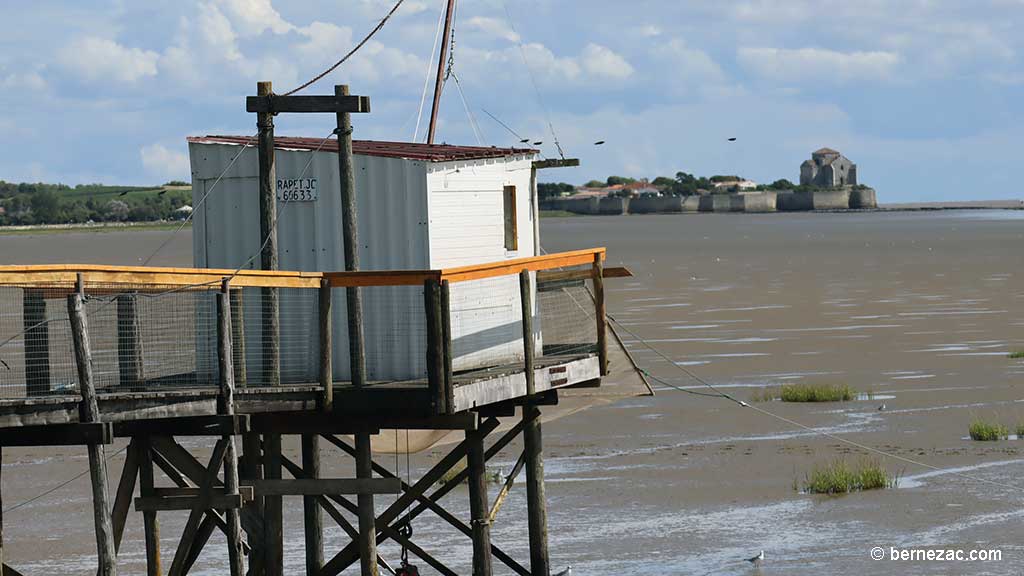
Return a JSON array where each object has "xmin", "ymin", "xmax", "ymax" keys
[
  {"xmin": 0, "ymin": 181, "xmax": 192, "ymax": 226},
  {"xmin": 539, "ymin": 171, "xmax": 870, "ymax": 200}
]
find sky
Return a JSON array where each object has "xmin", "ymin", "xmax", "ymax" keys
[{"xmin": 3, "ymin": 0, "xmax": 1024, "ymax": 202}]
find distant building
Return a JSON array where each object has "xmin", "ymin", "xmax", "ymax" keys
[
  {"xmin": 800, "ymin": 148, "xmax": 857, "ymax": 188},
  {"xmin": 712, "ymin": 179, "xmax": 757, "ymax": 192}
]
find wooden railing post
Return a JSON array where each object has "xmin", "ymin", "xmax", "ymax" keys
[
  {"xmin": 319, "ymin": 279, "xmax": 333, "ymax": 410},
  {"xmin": 116, "ymin": 293, "xmax": 143, "ymax": 389},
  {"xmin": 23, "ymin": 289, "xmax": 49, "ymax": 396},
  {"xmin": 519, "ymin": 270, "xmax": 536, "ymax": 396},
  {"xmin": 592, "ymin": 253, "xmax": 608, "ymax": 375},
  {"xmin": 440, "ymin": 280, "xmax": 453, "ymax": 411},
  {"xmin": 424, "ymin": 279, "xmax": 447, "ymax": 415},
  {"xmin": 217, "ymin": 280, "xmax": 245, "ymax": 576},
  {"xmin": 67, "ymin": 291, "xmax": 117, "ymax": 576},
  {"xmin": 229, "ymin": 288, "xmax": 247, "ymax": 388}
]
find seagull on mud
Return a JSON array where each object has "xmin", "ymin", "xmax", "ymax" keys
[
  {"xmin": 553, "ymin": 566, "xmax": 572, "ymax": 576},
  {"xmin": 878, "ymin": 403, "xmax": 887, "ymax": 411},
  {"xmin": 746, "ymin": 550, "xmax": 764, "ymax": 565}
]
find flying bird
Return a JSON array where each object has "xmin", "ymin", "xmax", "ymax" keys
[
  {"xmin": 533, "ymin": 141, "xmax": 543, "ymax": 146},
  {"xmin": 727, "ymin": 137, "xmax": 737, "ymax": 142},
  {"xmin": 594, "ymin": 140, "xmax": 605, "ymax": 145},
  {"xmin": 746, "ymin": 550, "xmax": 764, "ymax": 565},
  {"xmin": 158, "ymin": 190, "xmax": 167, "ymax": 196},
  {"xmin": 520, "ymin": 138, "xmax": 530, "ymax": 144},
  {"xmin": 118, "ymin": 191, "xmax": 129, "ymax": 197}
]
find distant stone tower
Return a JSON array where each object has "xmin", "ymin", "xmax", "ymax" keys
[{"xmin": 799, "ymin": 148, "xmax": 857, "ymax": 188}]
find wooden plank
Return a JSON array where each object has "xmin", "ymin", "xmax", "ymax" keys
[
  {"xmin": 113, "ymin": 415, "xmax": 248, "ymax": 437},
  {"xmin": 323, "ymin": 269, "xmax": 440, "ymax": 287},
  {"xmin": 245, "ymin": 94, "xmax": 370, "ymax": 114},
  {"xmin": 603, "ymin": 266, "xmax": 632, "ymax": 278},
  {"xmin": 252, "ymin": 478, "xmax": 401, "ymax": 496},
  {"xmin": 134, "ymin": 493, "xmax": 245, "ymax": 512},
  {"xmin": 537, "ymin": 266, "xmax": 632, "ymax": 284},
  {"xmin": 0, "ymin": 422, "xmax": 112, "ymax": 446},
  {"xmin": 0, "ymin": 269, "xmax": 322, "ymax": 290},
  {"xmin": 532, "ymin": 158, "xmax": 580, "ymax": 169},
  {"xmin": 489, "ymin": 450, "xmax": 526, "ymax": 523},
  {"xmin": 151, "ymin": 486, "xmax": 253, "ymax": 500},
  {"xmin": 441, "ymin": 248, "xmax": 606, "ymax": 284}
]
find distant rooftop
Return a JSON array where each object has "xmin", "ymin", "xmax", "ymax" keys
[
  {"xmin": 813, "ymin": 147, "xmax": 841, "ymax": 156},
  {"xmin": 188, "ymin": 135, "xmax": 538, "ymax": 163}
]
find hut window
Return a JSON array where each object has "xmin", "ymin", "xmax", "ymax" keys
[{"xmin": 503, "ymin": 185, "xmax": 518, "ymax": 251}]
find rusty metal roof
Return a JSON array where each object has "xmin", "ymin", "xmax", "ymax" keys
[{"xmin": 188, "ymin": 135, "xmax": 538, "ymax": 162}]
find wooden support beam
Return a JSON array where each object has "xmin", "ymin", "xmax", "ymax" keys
[
  {"xmin": 440, "ymin": 280, "xmax": 454, "ymax": 412},
  {"xmin": 1, "ymin": 447, "xmax": 4, "ymax": 576},
  {"xmin": 150, "ymin": 486, "xmax": 254, "ymax": 499},
  {"xmin": 135, "ymin": 493, "xmax": 244, "ymax": 513},
  {"xmin": 489, "ymin": 450, "xmax": 527, "ymax": 524},
  {"xmin": 116, "ymin": 293, "xmax": 143, "ymax": 388},
  {"xmin": 109, "ymin": 440, "xmax": 140, "ymax": 557},
  {"xmin": 23, "ymin": 289, "xmax": 49, "ymax": 396},
  {"xmin": 181, "ymin": 514, "xmax": 218, "ymax": 575},
  {"xmin": 592, "ymin": 252, "xmax": 608, "ymax": 376},
  {"xmin": 167, "ymin": 438, "xmax": 229, "ymax": 576},
  {"xmin": 520, "ymin": 270, "xmax": 536, "ymax": 397},
  {"xmin": 523, "ymin": 403, "xmax": 550, "ymax": 576},
  {"xmin": 113, "ymin": 415, "xmax": 249, "ymax": 438},
  {"xmin": 531, "ymin": 158, "xmax": 580, "ymax": 170},
  {"xmin": 245, "ymin": 94, "xmax": 370, "ymax": 114},
  {"xmin": 68, "ymin": 292, "xmax": 117, "ymax": 576},
  {"xmin": 247, "ymin": 412, "xmax": 377, "ymax": 435},
  {"xmin": 1, "ymin": 565, "xmax": 25, "ymax": 576},
  {"xmin": 137, "ymin": 438, "xmax": 161, "ymax": 576},
  {"xmin": 302, "ymin": 434, "xmax": 324, "ymax": 576},
  {"xmin": 424, "ymin": 279, "xmax": 447, "ymax": 415},
  {"xmin": 217, "ymin": 284, "xmax": 245, "ymax": 576},
  {"xmin": 240, "ymin": 432, "xmax": 265, "ymax": 575},
  {"xmin": 467, "ymin": 427, "xmax": 494, "ymax": 576},
  {"xmin": 263, "ymin": 433, "xmax": 284, "ymax": 576},
  {"xmin": 252, "ymin": 478, "xmax": 401, "ymax": 496},
  {"xmin": 536, "ymin": 266, "xmax": 632, "ymax": 284},
  {"xmin": 0, "ymin": 422, "xmax": 112, "ymax": 446}
]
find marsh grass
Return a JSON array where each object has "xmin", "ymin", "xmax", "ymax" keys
[
  {"xmin": 1008, "ymin": 351, "xmax": 1024, "ymax": 359},
  {"xmin": 755, "ymin": 383, "xmax": 855, "ymax": 402},
  {"xmin": 968, "ymin": 420, "xmax": 1008, "ymax": 441},
  {"xmin": 802, "ymin": 459, "xmax": 898, "ymax": 494}
]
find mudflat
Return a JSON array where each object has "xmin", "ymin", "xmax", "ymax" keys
[{"xmin": 0, "ymin": 210, "xmax": 1022, "ymax": 574}]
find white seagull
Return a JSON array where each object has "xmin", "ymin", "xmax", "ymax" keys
[
  {"xmin": 553, "ymin": 566, "xmax": 572, "ymax": 576},
  {"xmin": 746, "ymin": 550, "xmax": 764, "ymax": 565}
]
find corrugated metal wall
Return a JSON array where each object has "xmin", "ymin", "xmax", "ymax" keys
[{"xmin": 189, "ymin": 142, "xmax": 430, "ymax": 382}]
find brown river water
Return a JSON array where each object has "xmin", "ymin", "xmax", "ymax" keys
[{"xmin": 1, "ymin": 210, "xmax": 1023, "ymax": 574}]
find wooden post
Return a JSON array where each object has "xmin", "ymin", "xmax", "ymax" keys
[
  {"xmin": 1, "ymin": 446, "xmax": 4, "ymax": 576},
  {"xmin": 319, "ymin": 280, "xmax": 333, "ymax": 410},
  {"xmin": 336, "ymin": 83, "xmax": 378, "ymax": 576},
  {"xmin": 427, "ymin": 0, "xmax": 457, "ymax": 144},
  {"xmin": 519, "ymin": 271, "xmax": 536, "ymax": 396},
  {"xmin": 257, "ymin": 80, "xmax": 280, "ymax": 387},
  {"xmin": 302, "ymin": 435, "xmax": 324, "ymax": 575},
  {"xmin": 592, "ymin": 252, "xmax": 608, "ymax": 375},
  {"xmin": 466, "ymin": 428, "xmax": 493, "ymax": 576},
  {"xmin": 264, "ymin": 434, "xmax": 283, "ymax": 576},
  {"xmin": 241, "ymin": 432, "xmax": 265, "ymax": 575},
  {"xmin": 68, "ymin": 292, "xmax": 117, "ymax": 576},
  {"xmin": 23, "ymin": 289, "xmax": 49, "ymax": 395},
  {"xmin": 424, "ymin": 280, "xmax": 446, "ymax": 415},
  {"xmin": 138, "ymin": 438, "xmax": 161, "ymax": 576},
  {"xmin": 116, "ymin": 293, "xmax": 143, "ymax": 389},
  {"xmin": 218, "ymin": 282, "xmax": 246, "ymax": 576},
  {"xmin": 230, "ymin": 288, "xmax": 247, "ymax": 388},
  {"xmin": 440, "ymin": 280, "xmax": 454, "ymax": 410},
  {"xmin": 523, "ymin": 404, "xmax": 549, "ymax": 576}
]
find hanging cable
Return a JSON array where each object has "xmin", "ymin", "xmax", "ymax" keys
[
  {"xmin": 283, "ymin": 0, "xmax": 409, "ymax": 97},
  {"xmin": 450, "ymin": 72, "xmax": 484, "ymax": 146},
  {"xmin": 500, "ymin": 1, "xmax": 567, "ymax": 159},
  {"xmin": 414, "ymin": 0, "xmax": 448, "ymax": 143}
]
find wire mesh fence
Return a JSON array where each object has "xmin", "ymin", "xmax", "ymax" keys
[{"xmin": 536, "ymin": 266, "xmax": 600, "ymax": 358}]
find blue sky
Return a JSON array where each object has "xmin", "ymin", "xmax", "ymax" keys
[{"xmin": 3, "ymin": 0, "xmax": 1024, "ymax": 202}]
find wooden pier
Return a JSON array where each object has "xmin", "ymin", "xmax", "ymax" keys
[{"xmin": 0, "ymin": 248, "xmax": 615, "ymax": 576}]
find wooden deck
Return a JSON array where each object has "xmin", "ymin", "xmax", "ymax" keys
[{"xmin": 0, "ymin": 353, "xmax": 598, "ymax": 428}]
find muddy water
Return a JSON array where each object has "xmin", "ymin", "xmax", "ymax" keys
[{"xmin": 2, "ymin": 211, "xmax": 1024, "ymax": 574}]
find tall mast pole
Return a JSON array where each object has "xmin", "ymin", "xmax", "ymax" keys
[{"xmin": 426, "ymin": 0, "xmax": 456, "ymax": 145}]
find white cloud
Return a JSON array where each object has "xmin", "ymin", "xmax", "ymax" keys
[
  {"xmin": 59, "ymin": 37, "xmax": 159, "ymax": 84},
  {"xmin": 140, "ymin": 143, "xmax": 190, "ymax": 180},
  {"xmin": 654, "ymin": 38, "xmax": 726, "ymax": 85},
  {"xmin": 214, "ymin": 0, "xmax": 294, "ymax": 36},
  {"xmin": 738, "ymin": 47, "xmax": 901, "ymax": 83},
  {"xmin": 464, "ymin": 16, "xmax": 520, "ymax": 43},
  {"xmin": 0, "ymin": 71, "xmax": 46, "ymax": 92},
  {"xmin": 636, "ymin": 25, "xmax": 662, "ymax": 38},
  {"xmin": 198, "ymin": 2, "xmax": 243, "ymax": 61},
  {"xmin": 580, "ymin": 44, "xmax": 634, "ymax": 80}
]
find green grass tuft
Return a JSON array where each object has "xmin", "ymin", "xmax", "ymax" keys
[
  {"xmin": 1017, "ymin": 424, "xmax": 1024, "ymax": 438},
  {"xmin": 968, "ymin": 420, "xmax": 1008, "ymax": 441},
  {"xmin": 802, "ymin": 459, "xmax": 898, "ymax": 494},
  {"xmin": 1008, "ymin": 351, "xmax": 1024, "ymax": 359},
  {"xmin": 777, "ymin": 383, "xmax": 855, "ymax": 402}
]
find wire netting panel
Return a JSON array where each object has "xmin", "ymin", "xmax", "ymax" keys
[
  {"xmin": 536, "ymin": 267, "xmax": 599, "ymax": 357},
  {"xmin": 0, "ymin": 286, "xmax": 80, "ymax": 398},
  {"xmin": 335, "ymin": 284, "xmax": 428, "ymax": 383},
  {"xmin": 448, "ymin": 275, "xmax": 535, "ymax": 372}
]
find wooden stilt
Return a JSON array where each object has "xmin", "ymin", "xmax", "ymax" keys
[
  {"xmin": 523, "ymin": 404, "xmax": 550, "ymax": 576},
  {"xmin": 302, "ymin": 434, "xmax": 324, "ymax": 575},
  {"xmin": 354, "ymin": 434, "xmax": 377, "ymax": 576},
  {"xmin": 217, "ymin": 285, "xmax": 246, "ymax": 576},
  {"xmin": 592, "ymin": 253, "xmax": 608, "ymax": 375},
  {"xmin": 263, "ymin": 434, "xmax": 284, "ymax": 576},
  {"xmin": 138, "ymin": 438, "xmax": 162, "ymax": 576},
  {"xmin": 116, "ymin": 293, "xmax": 143, "ymax": 389},
  {"xmin": 23, "ymin": 289, "xmax": 49, "ymax": 396},
  {"xmin": 241, "ymin": 432, "xmax": 265, "ymax": 576},
  {"xmin": 1, "ymin": 446, "xmax": 4, "ymax": 576},
  {"xmin": 182, "ymin": 514, "xmax": 218, "ymax": 573},
  {"xmin": 466, "ymin": 428, "xmax": 493, "ymax": 576},
  {"xmin": 167, "ymin": 438, "xmax": 229, "ymax": 576},
  {"xmin": 109, "ymin": 440, "xmax": 140, "ymax": 557},
  {"xmin": 68, "ymin": 292, "xmax": 117, "ymax": 576},
  {"xmin": 256, "ymin": 81, "xmax": 280, "ymax": 387},
  {"xmin": 318, "ymin": 280, "xmax": 332, "ymax": 410}
]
